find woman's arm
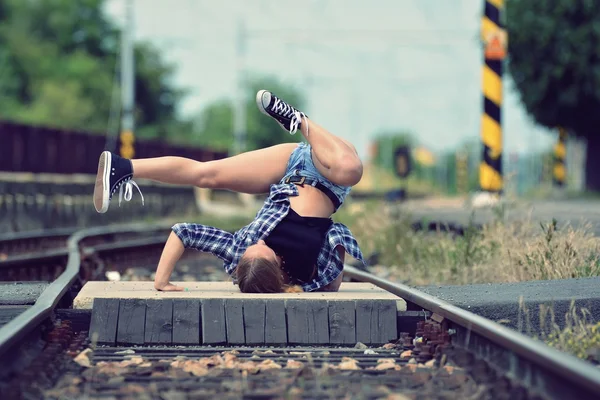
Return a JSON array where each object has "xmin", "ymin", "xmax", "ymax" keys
[
  {"xmin": 154, "ymin": 231, "xmax": 186, "ymax": 291},
  {"xmin": 154, "ymin": 223, "xmax": 234, "ymax": 292}
]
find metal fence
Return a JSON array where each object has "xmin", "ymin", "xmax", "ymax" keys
[{"xmin": 0, "ymin": 121, "xmax": 227, "ymax": 174}]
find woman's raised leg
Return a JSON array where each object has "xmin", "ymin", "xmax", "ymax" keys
[
  {"xmin": 93, "ymin": 143, "xmax": 297, "ymax": 213},
  {"xmin": 256, "ymin": 90, "xmax": 364, "ymax": 187}
]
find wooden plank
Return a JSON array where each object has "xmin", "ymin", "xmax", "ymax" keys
[
  {"xmin": 265, "ymin": 300, "xmax": 287, "ymax": 345},
  {"xmin": 88, "ymin": 298, "xmax": 119, "ymax": 345},
  {"xmin": 286, "ymin": 300, "xmax": 308, "ymax": 345},
  {"xmin": 307, "ymin": 301, "xmax": 329, "ymax": 344},
  {"xmin": 116, "ymin": 299, "xmax": 146, "ymax": 345},
  {"xmin": 329, "ymin": 300, "xmax": 356, "ymax": 345},
  {"xmin": 355, "ymin": 300, "xmax": 373, "ymax": 345},
  {"xmin": 371, "ymin": 300, "xmax": 397, "ymax": 344},
  {"xmin": 73, "ymin": 281, "xmax": 405, "ymax": 310},
  {"xmin": 243, "ymin": 299, "xmax": 266, "ymax": 345},
  {"xmin": 172, "ymin": 299, "xmax": 200, "ymax": 345},
  {"xmin": 144, "ymin": 299, "xmax": 173, "ymax": 344},
  {"xmin": 286, "ymin": 300, "xmax": 329, "ymax": 345},
  {"xmin": 225, "ymin": 299, "xmax": 245, "ymax": 345},
  {"xmin": 201, "ymin": 298, "xmax": 226, "ymax": 345}
]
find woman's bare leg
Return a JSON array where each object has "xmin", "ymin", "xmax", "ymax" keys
[
  {"xmin": 94, "ymin": 143, "xmax": 297, "ymax": 212},
  {"xmin": 131, "ymin": 143, "xmax": 297, "ymax": 193},
  {"xmin": 256, "ymin": 90, "xmax": 363, "ymax": 188},
  {"xmin": 299, "ymin": 119, "xmax": 363, "ymax": 187}
]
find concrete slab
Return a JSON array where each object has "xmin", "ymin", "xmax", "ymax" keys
[
  {"xmin": 0, "ymin": 282, "xmax": 49, "ymax": 305},
  {"xmin": 74, "ymin": 281, "xmax": 406, "ymax": 310},
  {"xmin": 417, "ymin": 277, "xmax": 600, "ymax": 335}
]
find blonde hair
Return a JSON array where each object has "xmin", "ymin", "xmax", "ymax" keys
[{"xmin": 236, "ymin": 256, "xmax": 304, "ymax": 293}]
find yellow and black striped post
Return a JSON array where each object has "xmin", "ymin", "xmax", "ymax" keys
[
  {"xmin": 479, "ymin": 0, "xmax": 506, "ymax": 194},
  {"xmin": 553, "ymin": 127, "xmax": 567, "ymax": 187}
]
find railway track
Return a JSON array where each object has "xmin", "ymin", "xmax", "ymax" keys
[{"xmin": 0, "ymin": 225, "xmax": 599, "ymax": 399}]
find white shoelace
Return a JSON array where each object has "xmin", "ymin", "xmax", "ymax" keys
[
  {"xmin": 117, "ymin": 179, "xmax": 145, "ymax": 207},
  {"xmin": 271, "ymin": 99, "xmax": 309, "ymax": 136}
]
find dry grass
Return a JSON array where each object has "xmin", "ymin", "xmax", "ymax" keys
[
  {"xmin": 538, "ymin": 301, "xmax": 600, "ymax": 363},
  {"xmin": 336, "ymin": 200, "xmax": 600, "ymax": 286}
]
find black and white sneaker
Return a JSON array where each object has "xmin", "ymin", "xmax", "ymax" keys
[
  {"xmin": 256, "ymin": 90, "xmax": 308, "ymax": 135},
  {"xmin": 93, "ymin": 151, "xmax": 144, "ymax": 213}
]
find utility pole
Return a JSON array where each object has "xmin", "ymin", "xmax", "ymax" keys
[
  {"xmin": 474, "ymin": 0, "xmax": 506, "ymax": 207},
  {"xmin": 232, "ymin": 19, "xmax": 247, "ymax": 155},
  {"xmin": 479, "ymin": 1, "xmax": 506, "ymax": 192},
  {"xmin": 120, "ymin": 0, "xmax": 135, "ymax": 159}
]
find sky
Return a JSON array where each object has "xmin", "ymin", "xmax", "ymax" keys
[{"xmin": 103, "ymin": 0, "xmax": 555, "ymax": 160}]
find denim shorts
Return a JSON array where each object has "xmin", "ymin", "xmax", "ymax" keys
[{"xmin": 280, "ymin": 142, "xmax": 351, "ymax": 210}]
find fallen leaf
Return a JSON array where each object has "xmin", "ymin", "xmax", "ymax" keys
[
  {"xmin": 404, "ymin": 364, "xmax": 417, "ymax": 372},
  {"xmin": 385, "ymin": 394, "xmax": 412, "ymax": 400},
  {"xmin": 252, "ymin": 349, "xmax": 275, "ymax": 356},
  {"xmin": 238, "ymin": 361, "xmax": 259, "ymax": 374},
  {"xmin": 223, "ymin": 352, "xmax": 237, "ymax": 367},
  {"xmin": 375, "ymin": 362, "xmax": 401, "ymax": 371},
  {"xmin": 258, "ymin": 359, "xmax": 282, "ymax": 370},
  {"xmin": 73, "ymin": 348, "xmax": 92, "ymax": 368},
  {"xmin": 286, "ymin": 359, "xmax": 304, "ymax": 369},
  {"xmin": 119, "ymin": 356, "xmax": 145, "ymax": 367},
  {"xmin": 339, "ymin": 357, "xmax": 360, "ymax": 370}
]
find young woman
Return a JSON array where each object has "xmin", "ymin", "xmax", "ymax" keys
[{"xmin": 93, "ymin": 89, "xmax": 366, "ymax": 293}]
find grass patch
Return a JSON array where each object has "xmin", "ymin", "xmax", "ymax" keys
[
  {"xmin": 335, "ymin": 200, "xmax": 600, "ymax": 285},
  {"xmin": 538, "ymin": 301, "xmax": 600, "ymax": 363}
]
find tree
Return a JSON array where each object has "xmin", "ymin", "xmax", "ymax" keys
[
  {"xmin": 193, "ymin": 75, "xmax": 305, "ymax": 152},
  {"xmin": 505, "ymin": 0, "xmax": 600, "ymax": 190},
  {"xmin": 0, "ymin": 0, "xmax": 184, "ymax": 138}
]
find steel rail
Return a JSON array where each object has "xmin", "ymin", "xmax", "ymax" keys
[
  {"xmin": 343, "ymin": 265, "xmax": 600, "ymax": 396},
  {"xmin": 0, "ymin": 249, "xmax": 69, "ymax": 269},
  {"xmin": 0, "ymin": 227, "xmax": 78, "ymax": 243},
  {"xmin": 0, "ymin": 223, "xmax": 173, "ymax": 357}
]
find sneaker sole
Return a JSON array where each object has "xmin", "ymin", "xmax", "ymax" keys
[
  {"xmin": 93, "ymin": 151, "xmax": 111, "ymax": 213},
  {"xmin": 255, "ymin": 90, "xmax": 271, "ymax": 116},
  {"xmin": 255, "ymin": 89, "xmax": 294, "ymax": 134}
]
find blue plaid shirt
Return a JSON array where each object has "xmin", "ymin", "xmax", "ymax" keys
[{"xmin": 172, "ymin": 183, "xmax": 366, "ymax": 291}]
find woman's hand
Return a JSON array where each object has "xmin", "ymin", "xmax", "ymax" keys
[{"xmin": 154, "ymin": 281, "xmax": 186, "ymax": 292}]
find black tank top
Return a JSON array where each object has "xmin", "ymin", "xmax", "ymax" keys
[{"xmin": 265, "ymin": 208, "xmax": 333, "ymax": 284}]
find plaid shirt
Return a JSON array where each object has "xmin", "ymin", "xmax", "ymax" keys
[{"xmin": 172, "ymin": 183, "xmax": 366, "ymax": 291}]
